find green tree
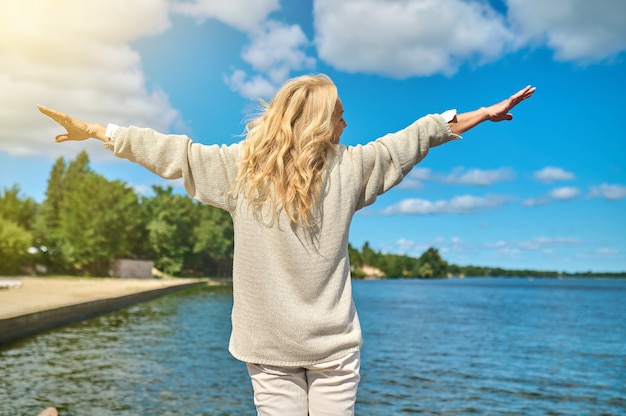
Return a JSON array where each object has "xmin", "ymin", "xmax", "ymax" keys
[
  {"xmin": 414, "ymin": 247, "xmax": 448, "ymax": 278},
  {"xmin": 36, "ymin": 152, "xmax": 145, "ymax": 275},
  {"xmin": 0, "ymin": 216, "xmax": 33, "ymax": 275},
  {"xmin": 0, "ymin": 185, "xmax": 38, "ymax": 231},
  {"xmin": 36, "ymin": 156, "xmax": 69, "ymax": 272},
  {"xmin": 189, "ymin": 204, "xmax": 234, "ymax": 276},
  {"xmin": 143, "ymin": 186, "xmax": 199, "ymax": 276},
  {"xmin": 361, "ymin": 241, "xmax": 377, "ymax": 266},
  {"xmin": 448, "ymin": 263, "xmax": 463, "ymax": 277},
  {"xmin": 382, "ymin": 255, "xmax": 405, "ymax": 278},
  {"xmin": 417, "ymin": 262, "xmax": 434, "ymax": 278},
  {"xmin": 57, "ymin": 173, "xmax": 144, "ymax": 275},
  {"xmin": 0, "ymin": 186, "xmax": 39, "ymax": 274}
]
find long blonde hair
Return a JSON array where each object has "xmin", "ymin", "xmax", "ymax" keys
[{"xmin": 233, "ymin": 74, "xmax": 339, "ymax": 228}]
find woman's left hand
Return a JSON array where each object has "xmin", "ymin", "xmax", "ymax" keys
[{"xmin": 485, "ymin": 85, "xmax": 536, "ymax": 122}]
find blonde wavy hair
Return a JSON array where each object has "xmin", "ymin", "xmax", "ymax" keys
[{"xmin": 233, "ymin": 74, "xmax": 339, "ymax": 228}]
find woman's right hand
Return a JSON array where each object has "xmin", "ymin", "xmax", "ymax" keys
[{"xmin": 38, "ymin": 105, "xmax": 108, "ymax": 143}]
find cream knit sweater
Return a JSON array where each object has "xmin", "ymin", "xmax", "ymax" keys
[{"xmin": 105, "ymin": 111, "xmax": 458, "ymax": 366}]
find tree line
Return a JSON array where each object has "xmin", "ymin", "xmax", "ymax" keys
[
  {"xmin": 0, "ymin": 151, "xmax": 233, "ymax": 277},
  {"xmin": 1, "ymin": 152, "xmax": 624, "ymax": 278},
  {"xmin": 348, "ymin": 242, "xmax": 626, "ymax": 279}
]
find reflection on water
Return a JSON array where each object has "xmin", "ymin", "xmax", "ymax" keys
[{"xmin": 1, "ymin": 279, "xmax": 625, "ymax": 415}]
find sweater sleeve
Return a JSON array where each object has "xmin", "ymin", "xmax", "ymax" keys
[
  {"xmin": 104, "ymin": 126, "xmax": 242, "ymax": 211},
  {"xmin": 348, "ymin": 112, "xmax": 459, "ymax": 210}
]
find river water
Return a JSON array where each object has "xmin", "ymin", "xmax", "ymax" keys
[{"xmin": 1, "ymin": 278, "xmax": 624, "ymax": 415}]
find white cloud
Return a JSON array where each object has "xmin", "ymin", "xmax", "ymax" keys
[
  {"xmin": 0, "ymin": 0, "xmax": 297, "ymax": 159},
  {"xmin": 385, "ymin": 235, "xmax": 596, "ymax": 270},
  {"xmin": 522, "ymin": 196, "xmax": 549, "ymax": 207},
  {"xmin": 397, "ymin": 167, "xmax": 432, "ymax": 189},
  {"xmin": 524, "ymin": 183, "xmax": 580, "ymax": 207},
  {"xmin": 242, "ymin": 21, "xmax": 316, "ymax": 83},
  {"xmin": 590, "ymin": 183, "xmax": 626, "ymax": 200},
  {"xmin": 450, "ymin": 236, "xmax": 463, "ymax": 245},
  {"xmin": 485, "ymin": 240, "xmax": 508, "ymax": 249},
  {"xmin": 382, "ymin": 193, "xmax": 512, "ymax": 215},
  {"xmin": 314, "ymin": 0, "xmax": 513, "ymax": 77},
  {"xmin": 313, "ymin": 0, "xmax": 626, "ymax": 78},
  {"xmin": 224, "ymin": 70, "xmax": 277, "ymax": 101},
  {"xmin": 477, "ymin": 236, "xmax": 582, "ymax": 263},
  {"xmin": 445, "ymin": 167, "xmax": 515, "ymax": 186},
  {"xmin": 533, "ymin": 166, "xmax": 575, "ymax": 183},
  {"xmin": 393, "ymin": 236, "xmax": 461, "ymax": 256},
  {"xmin": 518, "ymin": 236, "xmax": 581, "ymax": 250},
  {"xmin": 398, "ymin": 167, "xmax": 514, "ymax": 189},
  {"xmin": 225, "ymin": 21, "xmax": 316, "ymax": 100},
  {"xmin": 394, "ymin": 238, "xmax": 430, "ymax": 253},
  {"xmin": 5, "ymin": 0, "xmax": 625, "ymax": 162},
  {"xmin": 498, "ymin": 247, "xmax": 522, "ymax": 256},
  {"xmin": 506, "ymin": 0, "xmax": 626, "ymax": 63},
  {"xmin": 176, "ymin": 2, "xmax": 315, "ymax": 101},
  {"xmin": 596, "ymin": 247, "xmax": 618, "ymax": 255},
  {"xmin": 172, "ymin": 0, "xmax": 279, "ymax": 32},
  {"xmin": 0, "ymin": 0, "xmax": 181, "ymax": 158},
  {"xmin": 549, "ymin": 186, "xmax": 580, "ymax": 200}
]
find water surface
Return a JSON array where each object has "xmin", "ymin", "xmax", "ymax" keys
[{"xmin": 1, "ymin": 278, "xmax": 624, "ymax": 415}]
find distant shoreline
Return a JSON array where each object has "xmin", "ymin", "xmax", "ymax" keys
[{"xmin": 354, "ymin": 274, "xmax": 626, "ymax": 280}]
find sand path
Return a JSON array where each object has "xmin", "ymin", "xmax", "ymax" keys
[{"xmin": 0, "ymin": 277, "xmax": 204, "ymax": 319}]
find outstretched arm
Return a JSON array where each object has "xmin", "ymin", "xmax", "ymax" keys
[
  {"xmin": 38, "ymin": 105, "xmax": 109, "ymax": 143},
  {"xmin": 38, "ymin": 104, "xmax": 243, "ymax": 210},
  {"xmin": 448, "ymin": 85, "xmax": 536, "ymax": 135}
]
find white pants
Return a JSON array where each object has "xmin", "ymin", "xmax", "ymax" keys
[{"xmin": 246, "ymin": 351, "xmax": 361, "ymax": 416}]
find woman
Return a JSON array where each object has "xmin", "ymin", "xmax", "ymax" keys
[{"xmin": 39, "ymin": 74, "xmax": 534, "ymax": 415}]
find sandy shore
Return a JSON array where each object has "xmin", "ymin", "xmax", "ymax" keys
[{"xmin": 0, "ymin": 276, "xmax": 207, "ymax": 320}]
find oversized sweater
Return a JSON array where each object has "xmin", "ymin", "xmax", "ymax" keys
[{"xmin": 104, "ymin": 111, "xmax": 459, "ymax": 366}]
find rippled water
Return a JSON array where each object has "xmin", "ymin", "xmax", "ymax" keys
[
  {"xmin": 355, "ymin": 278, "xmax": 626, "ymax": 415},
  {"xmin": 1, "ymin": 278, "xmax": 625, "ymax": 415}
]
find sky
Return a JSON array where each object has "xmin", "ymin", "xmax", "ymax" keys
[{"xmin": 1, "ymin": 0, "xmax": 625, "ymax": 273}]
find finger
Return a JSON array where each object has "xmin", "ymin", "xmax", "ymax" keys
[
  {"xmin": 38, "ymin": 105, "xmax": 67, "ymax": 123},
  {"xmin": 525, "ymin": 86, "xmax": 537, "ymax": 98},
  {"xmin": 37, "ymin": 104, "xmax": 52, "ymax": 114},
  {"xmin": 518, "ymin": 86, "xmax": 536, "ymax": 99},
  {"xmin": 512, "ymin": 87, "xmax": 530, "ymax": 100},
  {"xmin": 510, "ymin": 87, "xmax": 535, "ymax": 106},
  {"xmin": 38, "ymin": 105, "xmax": 59, "ymax": 117},
  {"xmin": 55, "ymin": 134, "xmax": 69, "ymax": 143}
]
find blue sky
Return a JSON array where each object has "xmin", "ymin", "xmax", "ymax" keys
[{"xmin": 1, "ymin": 0, "xmax": 625, "ymax": 273}]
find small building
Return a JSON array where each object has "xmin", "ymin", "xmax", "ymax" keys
[{"xmin": 110, "ymin": 259, "xmax": 154, "ymax": 279}]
